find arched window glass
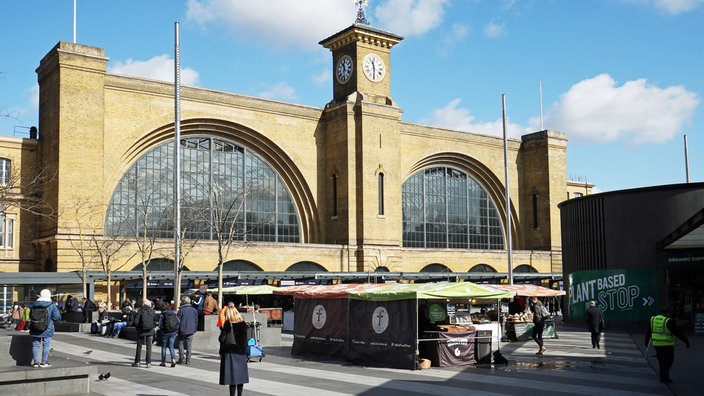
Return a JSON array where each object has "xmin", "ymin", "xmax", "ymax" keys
[
  {"xmin": 222, "ymin": 260, "xmax": 262, "ymax": 272},
  {"xmin": 286, "ymin": 261, "xmax": 326, "ymax": 272},
  {"xmin": 130, "ymin": 258, "xmax": 176, "ymax": 271},
  {"xmin": 514, "ymin": 264, "xmax": 538, "ymax": 273},
  {"xmin": 105, "ymin": 136, "xmax": 300, "ymax": 243},
  {"xmin": 468, "ymin": 264, "xmax": 497, "ymax": 273},
  {"xmin": 402, "ymin": 166, "xmax": 504, "ymax": 249}
]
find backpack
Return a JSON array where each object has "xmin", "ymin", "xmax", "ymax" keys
[
  {"xmin": 138, "ymin": 308, "xmax": 155, "ymax": 331},
  {"xmin": 30, "ymin": 306, "xmax": 50, "ymax": 332},
  {"xmin": 163, "ymin": 312, "xmax": 179, "ymax": 333}
]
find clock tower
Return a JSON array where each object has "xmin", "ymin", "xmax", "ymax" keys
[
  {"xmin": 319, "ymin": 16, "xmax": 403, "ymax": 103},
  {"xmin": 318, "ymin": 6, "xmax": 406, "ymax": 269}
]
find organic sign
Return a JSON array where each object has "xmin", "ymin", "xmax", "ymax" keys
[
  {"xmin": 568, "ymin": 268, "xmax": 659, "ymax": 321},
  {"xmin": 428, "ymin": 303, "xmax": 447, "ymax": 323}
]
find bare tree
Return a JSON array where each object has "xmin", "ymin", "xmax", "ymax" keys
[
  {"xmin": 0, "ymin": 160, "xmax": 56, "ymax": 218},
  {"xmin": 209, "ymin": 183, "xmax": 249, "ymax": 308},
  {"xmin": 117, "ymin": 169, "xmax": 173, "ymax": 300},
  {"xmin": 91, "ymin": 233, "xmax": 132, "ymax": 309},
  {"xmin": 166, "ymin": 225, "xmax": 199, "ymax": 310},
  {"xmin": 65, "ymin": 197, "xmax": 103, "ymax": 297}
]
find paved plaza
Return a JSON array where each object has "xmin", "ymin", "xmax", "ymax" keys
[{"xmin": 18, "ymin": 319, "xmax": 701, "ymax": 396}]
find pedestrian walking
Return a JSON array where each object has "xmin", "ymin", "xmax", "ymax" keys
[
  {"xmin": 585, "ymin": 300, "xmax": 605, "ymax": 349},
  {"xmin": 645, "ymin": 307, "xmax": 690, "ymax": 383},
  {"xmin": 29, "ymin": 289, "xmax": 62, "ymax": 367},
  {"xmin": 527, "ymin": 296, "xmax": 549, "ymax": 354},
  {"xmin": 177, "ymin": 296, "xmax": 199, "ymax": 365},
  {"xmin": 218, "ymin": 305, "xmax": 249, "ymax": 396},
  {"xmin": 132, "ymin": 299, "xmax": 156, "ymax": 368}
]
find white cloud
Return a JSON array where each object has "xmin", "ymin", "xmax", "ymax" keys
[
  {"xmin": 420, "ymin": 98, "xmax": 527, "ymax": 138},
  {"xmin": 311, "ymin": 68, "xmax": 330, "ymax": 87},
  {"xmin": 438, "ymin": 23, "xmax": 470, "ymax": 57},
  {"xmin": 621, "ymin": 0, "xmax": 704, "ymax": 15},
  {"xmin": 109, "ymin": 55, "xmax": 200, "ymax": 86},
  {"xmin": 539, "ymin": 73, "xmax": 699, "ymax": 145},
  {"xmin": 483, "ymin": 19, "xmax": 507, "ymax": 38},
  {"xmin": 374, "ymin": 0, "xmax": 449, "ymax": 36},
  {"xmin": 258, "ymin": 82, "xmax": 298, "ymax": 102},
  {"xmin": 186, "ymin": 0, "xmax": 356, "ymax": 51}
]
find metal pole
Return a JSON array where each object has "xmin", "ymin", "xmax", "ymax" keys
[
  {"xmin": 502, "ymin": 94, "xmax": 514, "ymax": 285},
  {"xmin": 73, "ymin": 0, "xmax": 77, "ymax": 43},
  {"xmin": 684, "ymin": 134, "xmax": 690, "ymax": 183},
  {"xmin": 539, "ymin": 81, "xmax": 543, "ymax": 131},
  {"xmin": 173, "ymin": 22, "xmax": 182, "ymax": 305}
]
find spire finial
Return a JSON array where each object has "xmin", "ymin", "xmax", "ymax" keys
[{"xmin": 354, "ymin": 0, "xmax": 369, "ymax": 25}]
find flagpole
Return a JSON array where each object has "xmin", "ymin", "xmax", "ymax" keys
[
  {"xmin": 73, "ymin": 0, "xmax": 77, "ymax": 43},
  {"xmin": 502, "ymin": 94, "xmax": 514, "ymax": 285},
  {"xmin": 539, "ymin": 81, "xmax": 544, "ymax": 130},
  {"xmin": 173, "ymin": 22, "xmax": 182, "ymax": 305}
]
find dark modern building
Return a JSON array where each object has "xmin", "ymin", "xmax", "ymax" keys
[{"xmin": 560, "ymin": 182, "xmax": 704, "ymax": 329}]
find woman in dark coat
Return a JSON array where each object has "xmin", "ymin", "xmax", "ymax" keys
[{"xmin": 219, "ymin": 304, "xmax": 249, "ymax": 396}]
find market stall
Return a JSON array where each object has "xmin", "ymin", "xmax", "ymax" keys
[
  {"xmin": 491, "ymin": 284, "xmax": 566, "ymax": 341},
  {"xmin": 281, "ymin": 283, "xmax": 388, "ymax": 358},
  {"xmin": 347, "ymin": 282, "xmax": 513, "ymax": 370}
]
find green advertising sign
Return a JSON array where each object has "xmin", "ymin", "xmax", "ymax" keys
[{"xmin": 568, "ymin": 268, "xmax": 659, "ymax": 321}]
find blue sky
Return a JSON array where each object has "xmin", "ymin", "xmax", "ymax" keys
[{"xmin": 1, "ymin": 0, "xmax": 703, "ymax": 192}]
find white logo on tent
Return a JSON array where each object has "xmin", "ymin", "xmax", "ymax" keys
[
  {"xmin": 312, "ymin": 304, "xmax": 327, "ymax": 329},
  {"xmin": 371, "ymin": 306, "xmax": 389, "ymax": 334}
]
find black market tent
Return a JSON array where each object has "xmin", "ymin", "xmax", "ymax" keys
[
  {"xmin": 346, "ymin": 282, "xmax": 514, "ymax": 370},
  {"xmin": 277, "ymin": 283, "xmax": 389, "ymax": 357}
]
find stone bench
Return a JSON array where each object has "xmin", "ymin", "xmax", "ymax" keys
[{"xmin": 0, "ymin": 333, "xmax": 96, "ymax": 395}]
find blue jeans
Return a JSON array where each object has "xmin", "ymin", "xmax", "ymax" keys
[
  {"xmin": 161, "ymin": 333, "xmax": 176, "ymax": 363},
  {"xmin": 32, "ymin": 336, "xmax": 51, "ymax": 365},
  {"xmin": 112, "ymin": 321, "xmax": 127, "ymax": 336}
]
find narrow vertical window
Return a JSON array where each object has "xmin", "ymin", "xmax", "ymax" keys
[
  {"xmin": 378, "ymin": 172, "xmax": 385, "ymax": 216},
  {"xmin": 532, "ymin": 193, "xmax": 538, "ymax": 229},
  {"xmin": 5, "ymin": 218, "xmax": 12, "ymax": 248},
  {"xmin": 332, "ymin": 174, "xmax": 338, "ymax": 217},
  {"xmin": 0, "ymin": 158, "xmax": 10, "ymax": 186},
  {"xmin": 0, "ymin": 213, "xmax": 5, "ymax": 247}
]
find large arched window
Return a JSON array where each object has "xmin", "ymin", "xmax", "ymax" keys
[
  {"xmin": 106, "ymin": 136, "xmax": 300, "ymax": 242},
  {"xmin": 402, "ymin": 166, "xmax": 504, "ymax": 249}
]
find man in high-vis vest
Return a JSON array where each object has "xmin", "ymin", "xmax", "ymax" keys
[{"xmin": 644, "ymin": 307, "xmax": 690, "ymax": 384}]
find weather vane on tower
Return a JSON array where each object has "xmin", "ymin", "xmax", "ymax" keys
[{"xmin": 355, "ymin": 0, "xmax": 369, "ymax": 25}]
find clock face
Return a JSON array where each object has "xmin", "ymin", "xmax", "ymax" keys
[
  {"xmin": 363, "ymin": 53, "xmax": 385, "ymax": 82},
  {"xmin": 336, "ymin": 55, "xmax": 353, "ymax": 84}
]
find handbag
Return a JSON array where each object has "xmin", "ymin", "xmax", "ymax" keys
[{"xmin": 219, "ymin": 328, "xmax": 237, "ymax": 347}]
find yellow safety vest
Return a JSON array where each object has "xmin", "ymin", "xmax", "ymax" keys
[{"xmin": 650, "ymin": 315, "xmax": 676, "ymax": 347}]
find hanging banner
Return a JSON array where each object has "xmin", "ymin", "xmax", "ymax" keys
[
  {"xmin": 346, "ymin": 299, "xmax": 417, "ymax": 370},
  {"xmin": 568, "ymin": 268, "xmax": 659, "ymax": 321},
  {"xmin": 291, "ymin": 298, "xmax": 348, "ymax": 358}
]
